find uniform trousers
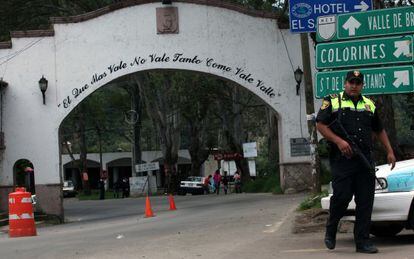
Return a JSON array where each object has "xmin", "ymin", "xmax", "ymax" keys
[{"xmin": 327, "ymin": 155, "xmax": 376, "ymax": 244}]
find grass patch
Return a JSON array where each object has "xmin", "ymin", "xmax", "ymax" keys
[
  {"xmin": 298, "ymin": 190, "xmax": 329, "ymax": 211},
  {"xmin": 76, "ymin": 190, "xmax": 122, "ymax": 200},
  {"xmin": 243, "ymin": 175, "xmax": 282, "ymax": 194}
]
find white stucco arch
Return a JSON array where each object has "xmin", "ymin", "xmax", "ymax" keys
[{"xmin": 0, "ymin": 1, "xmax": 312, "ymax": 216}]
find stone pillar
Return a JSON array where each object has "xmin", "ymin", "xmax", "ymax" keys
[
  {"xmin": 35, "ymin": 184, "xmax": 64, "ymax": 221},
  {"xmin": 280, "ymin": 162, "xmax": 312, "ymax": 193},
  {"xmin": 0, "ymin": 186, "xmax": 14, "ymax": 212}
]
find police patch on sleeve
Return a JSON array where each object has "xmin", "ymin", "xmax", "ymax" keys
[{"xmin": 321, "ymin": 100, "xmax": 330, "ymax": 110}]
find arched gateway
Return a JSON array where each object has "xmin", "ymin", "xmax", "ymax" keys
[{"xmin": 0, "ymin": 1, "xmax": 312, "ymax": 217}]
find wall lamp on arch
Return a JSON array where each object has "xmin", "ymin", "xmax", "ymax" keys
[
  {"xmin": 0, "ymin": 79, "xmax": 8, "ymax": 90},
  {"xmin": 162, "ymin": 0, "xmax": 172, "ymax": 4},
  {"xmin": 294, "ymin": 67, "xmax": 303, "ymax": 96},
  {"xmin": 38, "ymin": 76, "xmax": 48, "ymax": 105}
]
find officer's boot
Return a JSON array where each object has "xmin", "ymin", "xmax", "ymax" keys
[
  {"xmin": 324, "ymin": 225, "xmax": 337, "ymax": 250},
  {"xmin": 356, "ymin": 241, "xmax": 378, "ymax": 254}
]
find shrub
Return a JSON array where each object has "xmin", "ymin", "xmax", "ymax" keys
[{"xmin": 298, "ymin": 190, "xmax": 329, "ymax": 211}]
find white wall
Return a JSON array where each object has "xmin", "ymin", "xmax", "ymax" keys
[{"xmin": 0, "ymin": 2, "xmax": 311, "ymax": 187}]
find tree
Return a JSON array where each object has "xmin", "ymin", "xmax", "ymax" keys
[
  {"xmin": 175, "ymin": 72, "xmax": 220, "ymax": 176},
  {"xmin": 212, "ymin": 82, "xmax": 265, "ymax": 182},
  {"xmin": 133, "ymin": 72, "xmax": 182, "ymax": 193},
  {"xmin": 371, "ymin": 0, "xmax": 406, "ymax": 161}
]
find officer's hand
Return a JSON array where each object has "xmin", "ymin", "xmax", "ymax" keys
[
  {"xmin": 387, "ymin": 152, "xmax": 396, "ymax": 170},
  {"xmin": 337, "ymin": 139, "xmax": 353, "ymax": 158}
]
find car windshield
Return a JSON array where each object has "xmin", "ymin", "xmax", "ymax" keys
[{"xmin": 186, "ymin": 176, "xmax": 203, "ymax": 182}]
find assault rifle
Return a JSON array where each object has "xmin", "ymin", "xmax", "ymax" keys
[
  {"xmin": 331, "ymin": 119, "xmax": 375, "ymax": 174},
  {"xmin": 329, "ymin": 95, "xmax": 385, "ymax": 189}
]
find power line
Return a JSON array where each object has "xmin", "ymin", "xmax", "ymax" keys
[
  {"xmin": 0, "ymin": 38, "xmax": 43, "ymax": 70},
  {"xmin": 279, "ymin": 27, "xmax": 305, "ymax": 138},
  {"xmin": 279, "ymin": 28, "xmax": 295, "ymax": 72}
]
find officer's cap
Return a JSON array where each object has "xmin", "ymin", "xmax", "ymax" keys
[{"xmin": 346, "ymin": 70, "xmax": 364, "ymax": 84}]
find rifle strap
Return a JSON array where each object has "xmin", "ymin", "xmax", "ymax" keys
[{"xmin": 337, "ymin": 93, "xmax": 342, "ymax": 124}]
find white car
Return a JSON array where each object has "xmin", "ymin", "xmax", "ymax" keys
[
  {"xmin": 321, "ymin": 159, "xmax": 414, "ymax": 237},
  {"xmin": 179, "ymin": 176, "xmax": 206, "ymax": 195},
  {"xmin": 63, "ymin": 180, "xmax": 77, "ymax": 197}
]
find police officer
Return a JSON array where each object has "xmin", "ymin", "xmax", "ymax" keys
[{"xmin": 316, "ymin": 70, "xmax": 396, "ymax": 253}]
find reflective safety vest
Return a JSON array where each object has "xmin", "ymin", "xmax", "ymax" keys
[
  {"xmin": 331, "ymin": 92, "xmax": 376, "ymax": 114},
  {"xmin": 329, "ymin": 92, "xmax": 376, "ymax": 154}
]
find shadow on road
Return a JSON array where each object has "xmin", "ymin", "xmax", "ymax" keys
[{"xmin": 373, "ymin": 232, "xmax": 414, "ymax": 246}]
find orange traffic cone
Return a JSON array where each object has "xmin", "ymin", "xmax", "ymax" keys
[
  {"xmin": 144, "ymin": 196, "xmax": 155, "ymax": 218},
  {"xmin": 169, "ymin": 194, "xmax": 177, "ymax": 211}
]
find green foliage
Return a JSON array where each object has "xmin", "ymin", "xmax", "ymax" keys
[
  {"xmin": 0, "ymin": 0, "xmax": 118, "ymax": 41},
  {"xmin": 320, "ymin": 162, "xmax": 332, "ymax": 185},
  {"xmin": 243, "ymin": 174, "xmax": 282, "ymax": 194},
  {"xmin": 317, "ymin": 140, "xmax": 329, "ymax": 158},
  {"xmin": 298, "ymin": 190, "xmax": 329, "ymax": 211},
  {"xmin": 76, "ymin": 190, "xmax": 118, "ymax": 200},
  {"xmin": 242, "ymin": 136, "xmax": 281, "ymax": 194},
  {"xmin": 60, "ymin": 83, "xmax": 133, "ymax": 153}
]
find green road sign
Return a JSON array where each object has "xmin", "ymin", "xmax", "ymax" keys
[
  {"xmin": 317, "ymin": 6, "xmax": 414, "ymax": 42},
  {"xmin": 316, "ymin": 35, "xmax": 413, "ymax": 69},
  {"xmin": 315, "ymin": 65, "xmax": 414, "ymax": 98}
]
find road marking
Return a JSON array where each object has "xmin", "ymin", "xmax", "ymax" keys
[
  {"xmin": 263, "ymin": 208, "xmax": 294, "ymax": 233},
  {"xmin": 263, "ymin": 221, "xmax": 283, "ymax": 233}
]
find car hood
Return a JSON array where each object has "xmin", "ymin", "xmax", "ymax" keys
[{"xmin": 376, "ymin": 159, "xmax": 414, "ymax": 192}]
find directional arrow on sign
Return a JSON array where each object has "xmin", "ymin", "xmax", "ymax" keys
[
  {"xmin": 315, "ymin": 66, "xmax": 414, "ymax": 97},
  {"xmin": 342, "ymin": 16, "xmax": 361, "ymax": 36},
  {"xmin": 393, "ymin": 40, "xmax": 411, "ymax": 58},
  {"xmin": 393, "ymin": 70, "xmax": 410, "ymax": 88},
  {"xmin": 354, "ymin": 1, "xmax": 370, "ymax": 11}
]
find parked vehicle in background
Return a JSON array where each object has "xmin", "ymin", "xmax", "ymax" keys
[
  {"xmin": 321, "ymin": 159, "xmax": 414, "ymax": 237},
  {"xmin": 63, "ymin": 180, "xmax": 77, "ymax": 198},
  {"xmin": 179, "ymin": 176, "xmax": 205, "ymax": 195}
]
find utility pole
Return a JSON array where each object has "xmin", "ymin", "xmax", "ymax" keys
[{"xmin": 300, "ymin": 33, "xmax": 321, "ymax": 194}]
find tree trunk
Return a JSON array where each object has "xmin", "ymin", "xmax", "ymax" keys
[
  {"xmin": 78, "ymin": 106, "xmax": 90, "ymax": 195},
  {"xmin": 267, "ymin": 108, "xmax": 279, "ymax": 164},
  {"xmin": 231, "ymin": 85, "xmax": 251, "ymax": 182},
  {"xmin": 188, "ymin": 122, "xmax": 209, "ymax": 176},
  {"xmin": 370, "ymin": 2, "xmax": 403, "ymax": 162},
  {"xmin": 131, "ymin": 83, "xmax": 143, "ymax": 175},
  {"xmin": 375, "ymin": 96, "xmax": 403, "ymax": 160},
  {"xmin": 133, "ymin": 72, "xmax": 181, "ymax": 194}
]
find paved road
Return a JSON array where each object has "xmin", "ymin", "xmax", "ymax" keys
[{"xmin": 0, "ymin": 193, "xmax": 414, "ymax": 258}]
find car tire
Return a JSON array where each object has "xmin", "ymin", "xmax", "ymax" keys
[{"xmin": 370, "ymin": 223, "xmax": 404, "ymax": 237}]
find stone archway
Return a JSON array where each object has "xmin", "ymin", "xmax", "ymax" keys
[
  {"xmin": 13, "ymin": 159, "xmax": 35, "ymax": 194},
  {"xmin": 0, "ymin": 1, "xmax": 311, "ymax": 217}
]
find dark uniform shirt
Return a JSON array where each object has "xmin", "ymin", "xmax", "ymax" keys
[{"xmin": 316, "ymin": 92, "xmax": 383, "ymax": 156}]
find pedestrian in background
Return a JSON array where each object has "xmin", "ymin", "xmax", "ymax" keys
[
  {"xmin": 209, "ymin": 174, "xmax": 216, "ymax": 193},
  {"xmin": 234, "ymin": 169, "xmax": 242, "ymax": 193},
  {"xmin": 99, "ymin": 178, "xmax": 105, "ymax": 200},
  {"xmin": 122, "ymin": 177, "xmax": 129, "ymax": 198},
  {"xmin": 204, "ymin": 175, "xmax": 211, "ymax": 194},
  {"xmin": 213, "ymin": 170, "xmax": 222, "ymax": 195},
  {"xmin": 114, "ymin": 179, "xmax": 121, "ymax": 198},
  {"xmin": 222, "ymin": 171, "xmax": 229, "ymax": 195}
]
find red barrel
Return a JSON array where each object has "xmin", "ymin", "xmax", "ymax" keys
[{"xmin": 8, "ymin": 187, "xmax": 37, "ymax": 237}]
